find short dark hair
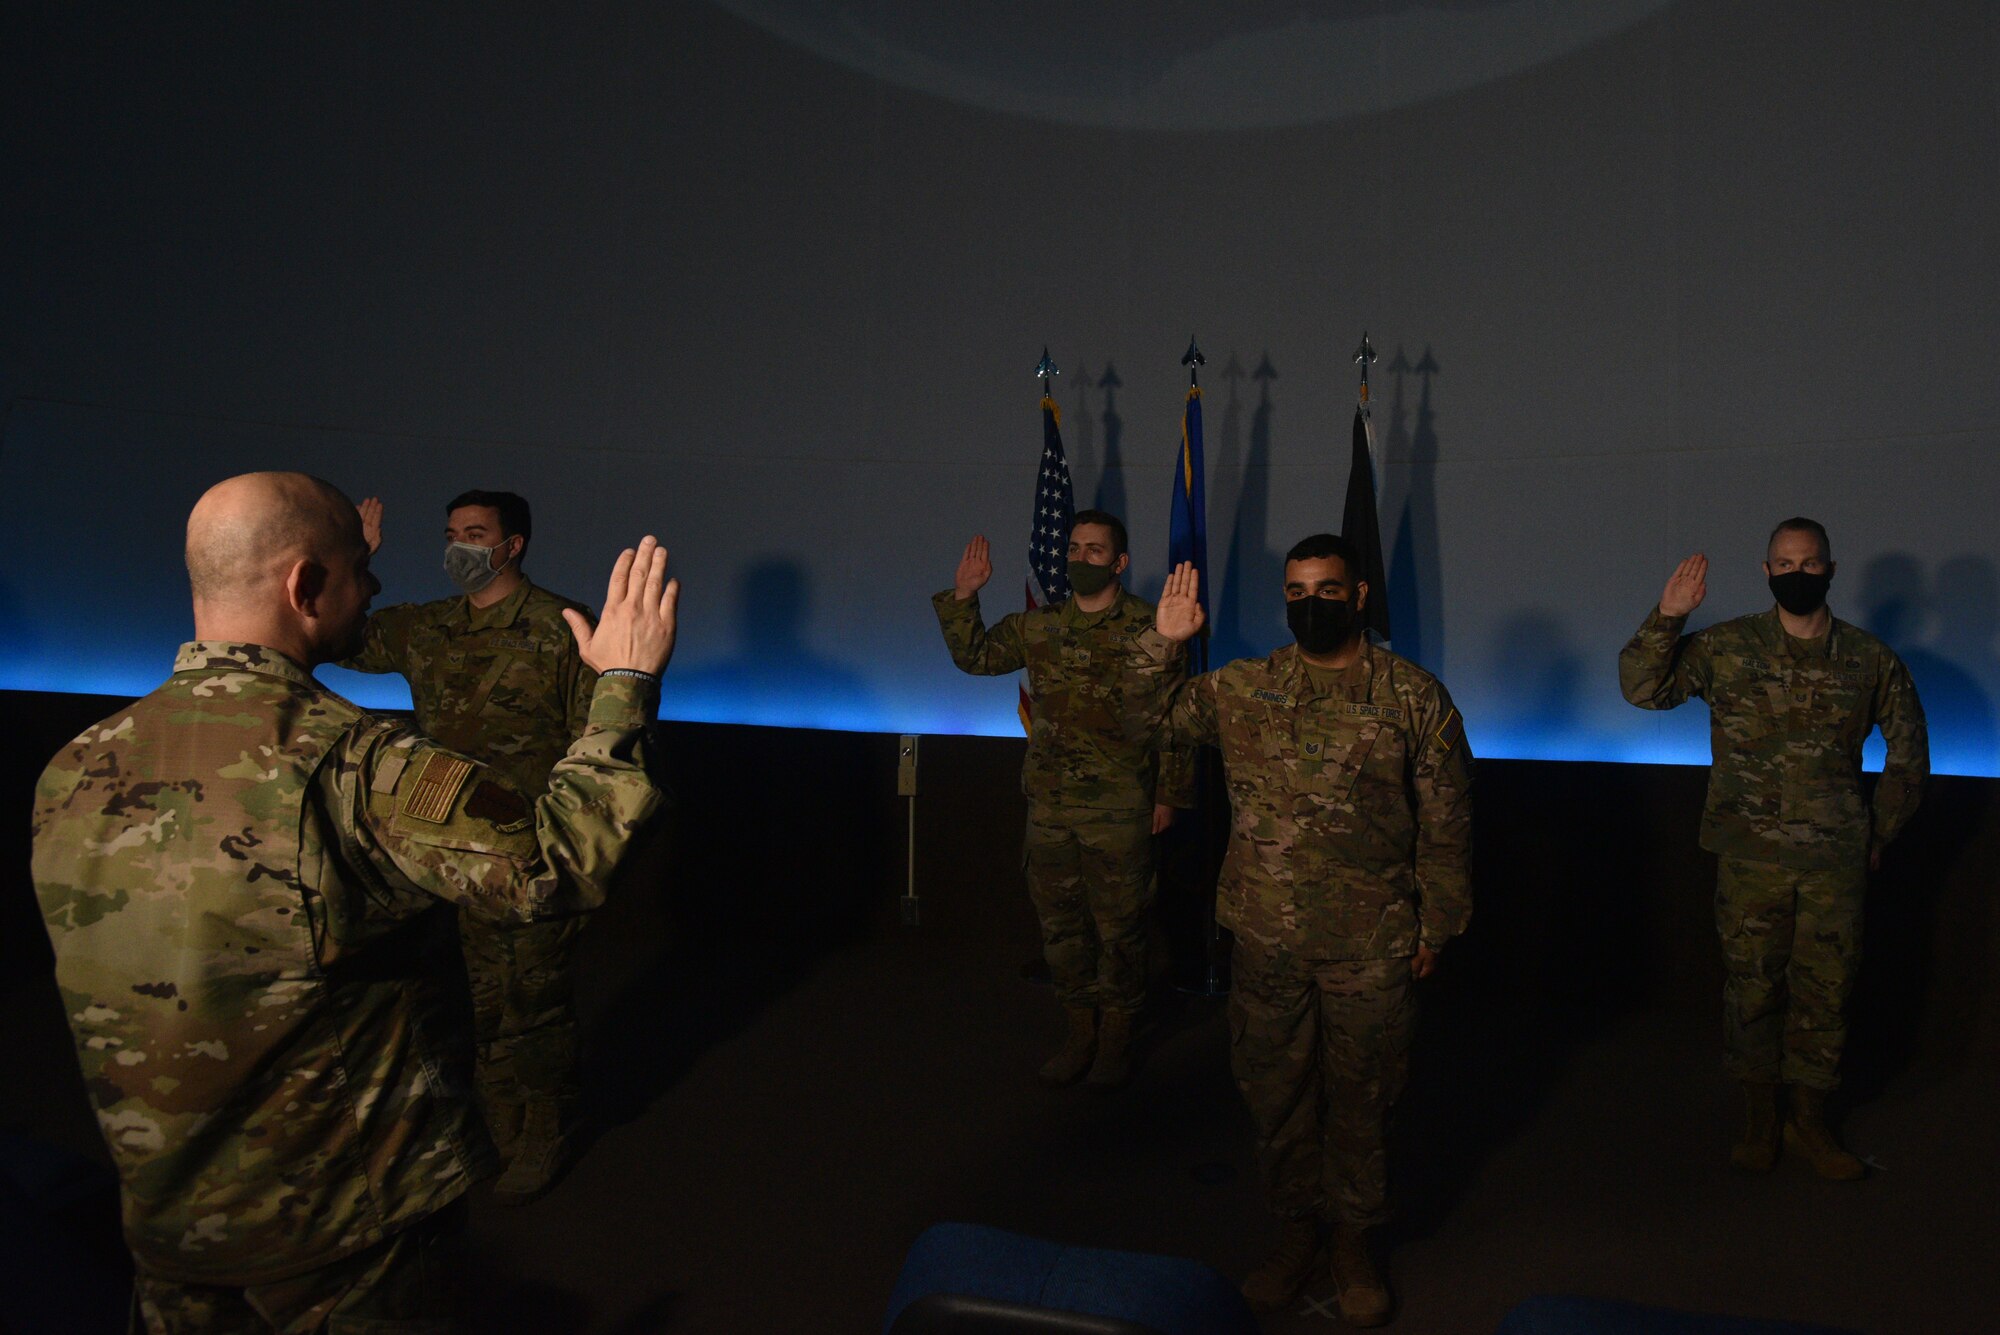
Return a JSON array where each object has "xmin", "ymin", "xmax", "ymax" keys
[
  {"xmin": 1070, "ymin": 508, "xmax": 1128, "ymax": 557},
  {"xmin": 447, "ymin": 490, "xmax": 532, "ymax": 548},
  {"xmin": 1768, "ymin": 516, "xmax": 1830, "ymax": 561},
  {"xmin": 1285, "ymin": 532, "xmax": 1360, "ymax": 571}
]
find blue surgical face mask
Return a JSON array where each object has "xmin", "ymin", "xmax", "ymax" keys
[{"xmin": 444, "ymin": 541, "xmax": 504, "ymax": 595}]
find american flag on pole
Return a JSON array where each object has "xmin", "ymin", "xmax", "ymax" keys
[{"xmin": 1021, "ymin": 390, "xmax": 1076, "ymax": 730}]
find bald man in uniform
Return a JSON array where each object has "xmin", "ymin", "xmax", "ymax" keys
[{"xmin": 32, "ymin": 472, "xmax": 678, "ymax": 1332}]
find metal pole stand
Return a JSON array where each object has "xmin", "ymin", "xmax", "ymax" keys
[{"xmin": 898, "ymin": 735, "xmax": 920, "ymax": 926}]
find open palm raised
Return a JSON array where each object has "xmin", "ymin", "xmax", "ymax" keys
[{"xmin": 1156, "ymin": 561, "xmax": 1205, "ymax": 643}]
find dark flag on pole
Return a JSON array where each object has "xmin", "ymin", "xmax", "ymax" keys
[
  {"xmin": 1343, "ymin": 332, "xmax": 1392, "ymax": 642},
  {"xmin": 1023, "ymin": 349, "xmax": 1076, "ymax": 730},
  {"xmin": 1169, "ymin": 338, "xmax": 1211, "ymax": 668}
]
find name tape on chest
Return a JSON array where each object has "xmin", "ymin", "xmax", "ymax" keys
[
  {"xmin": 1251, "ymin": 688, "xmax": 1293, "ymax": 706},
  {"xmin": 400, "ymin": 752, "xmax": 476, "ymax": 824}
]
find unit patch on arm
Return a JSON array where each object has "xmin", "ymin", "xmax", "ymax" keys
[
  {"xmin": 401, "ymin": 752, "xmax": 476, "ymax": 824},
  {"xmin": 1432, "ymin": 706, "xmax": 1464, "ymax": 756}
]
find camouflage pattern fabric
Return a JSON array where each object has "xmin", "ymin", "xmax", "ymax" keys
[
  {"xmin": 32, "ymin": 643, "xmax": 662, "ymax": 1286},
  {"xmin": 1715, "ymin": 855, "xmax": 1867, "ymax": 1091},
  {"xmin": 1126, "ymin": 630, "xmax": 1468, "ymax": 1232},
  {"xmin": 342, "ymin": 579, "xmax": 599, "ymax": 1123},
  {"xmin": 1025, "ymin": 803, "xmax": 1156, "ymax": 1011},
  {"xmin": 1619, "ymin": 606, "xmax": 1928, "ymax": 868},
  {"xmin": 935, "ymin": 587, "xmax": 1193, "ymax": 1009},
  {"xmin": 1229, "ymin": 947, "xmax": 1413, "ymax": 1229},
  {"xmin": 933, "ymin": 588, "xmax": 1194, "ymax": 813},
  {"xmin": 342, "ymin": 579, "xmax": 597, "ymax": 796},
  {"xmin": 1126, "ymin": 631, "xmax": 1473, "ymax": 959},
  {"xmin": 133, "ymin": 1198, "xmax": 468, "ymax": 1334}
]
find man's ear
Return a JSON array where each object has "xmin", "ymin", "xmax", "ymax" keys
[
  {"xmin": 287, "ymin": 558, "xmax": 328, "ymax": 616},
  {"xmin": 1824, "ymin": 560, "xmax": 1836, "ymax": 583},
  {"xmin": 1761, "ymin": 560, "xmax": 1774, "ymax": 579},
  {"xmin": 1114, "ymin": 551, "xmax": 1131, "ymax": 577},
  {"xmin": 1353, "ymin": 580, "xmax": 1369, "ymax": 613}
]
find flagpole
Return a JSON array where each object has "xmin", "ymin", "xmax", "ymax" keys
[{"xmin": 1170, "ymin": 337, "xmax": 1228, "ymax": 1000}]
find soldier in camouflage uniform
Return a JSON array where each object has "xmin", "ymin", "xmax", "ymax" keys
[
  {"xmin": 1129, "ymin": 536, "xmax": 1472, "ymax": 1325},
  {"xmin": 31, "ymin": 472, "xmax": 679, "ymax": 1331},
  {"xmin": 340, "ymin": 490, "xmax": 599, "ymax": 1204},
  {"xmin": 934, "ymin": 511, "xmax": 1194, "ymax": 1090},
  {"xmin": 1620, "ymin": 518, "xmax": 1927, "ymax": 1180}
]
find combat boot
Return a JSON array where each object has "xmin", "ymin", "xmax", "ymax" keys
[
  {"xmin": 1328, "ymin": 1225, "xmax": 1392, "ymax": 1327},
  {"xmin": 1037, "ymin": 1007, "xmax": 1097, "ymax": 1087},
  {"xmin": 1085, "ymin": 1009, "xmax": 1137, "ymax": 1089},
  {"xmin": 1729, "ymin": 1080, "xmax": 1780, "ymax": 1173},
  {"xmin": 484, "ymin": 1091, "xmax": 527, "ymax": 1164},
  {"xmin": 492, "ymin": 1098, "xmax": 582, "ymax": 1206},
  {"xmin": 1784, "ymin": 1087, "xmax": 1866, "ymax": 1180},
  {"xmin": 1239, "ymin": 1216, "xmax": 1322, "ymax": 1313}
]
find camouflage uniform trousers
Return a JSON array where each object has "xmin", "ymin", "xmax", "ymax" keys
[
  {"xmin": 464, "ymin": 913, "xmax": 584, "ymax": 1125},
  {"xmin": 133, "ymin": 1199, "xmax": 468, "ymax": 1334},
  {"xmin": 1025, "ymin": 803, "xmax": 1157, "ymax": 1013},
  {"xmin": 1229, "ymin": 944, "xmax": 1414, "ymax": 1230},
  {"xmin": 1715, "ymin": 855, "xmax": 1867, "ymax": 1091}
]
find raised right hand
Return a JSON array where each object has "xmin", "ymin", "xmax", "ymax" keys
[
  {"xmin": 565, "ymin": 536, "xmax": 681, "ymax": 676},
  {"xmin": 1156, "ymin": 561, "xmax": 1205, "ymax": 643},
  {"xmin": 357, "ymin": 497, "xmax": 384, "ymax": 555},
  {"xmin": 1660, "ymin": 553, "xmax": 1708, "ymax": 618},
  {"xmin": 954, "ymin": 535, "xmax": 992, "ymax": 600}
]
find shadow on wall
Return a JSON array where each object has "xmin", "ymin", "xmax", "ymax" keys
[
  {"xmin": 1848, "ymin": 552, "xmax": 2000, "ymax": 1098},
  {"xmin": 1488, "ymin": 608, "xmax": 1611, "ymax": 760},
  {"xmin": 666, "ymin": 557, "xmax": 881, "ymax": 728},
  {"xmin": 1385, "ymin": 345, "xmax": 1444, "ymax": 674},
  {"xmin": 1093, "ymin": 363, "xmax": 1128, "ymax": 523},
  {"xmin": 1860, "ymin": 552, "xmax": 2000, "ymax": 774},
  {"xmin": 1213, "ymin": 353, "xmax": 1285, "ymax": 667}
]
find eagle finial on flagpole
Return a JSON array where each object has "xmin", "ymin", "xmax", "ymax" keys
[{"xmin": 1353, "ymin": 331, "xmax": 1376, "ymax": 412}]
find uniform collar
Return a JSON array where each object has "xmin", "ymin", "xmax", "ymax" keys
[
  {"xmin": 459, "ymin": 577, "xmax": 534, "ymax": 631},
  {"xmin": 173, "ymin": 641, "xmax": 318, "ymax": 689},
  {"xmin": 1755, "ymin": 604, "xmax": 1837, "ymax": 659},
  {"xmin": 1059, "ymin": 585, "xmax": 1129, "ymax": 629},
  {"xmin": 1279, "ymin": 638, "xmax": 1374, "ymax": 699}
]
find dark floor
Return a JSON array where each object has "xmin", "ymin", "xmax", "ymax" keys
[{"xmin": 4, "ymin": 707, "xmax": 1998, "ymax": 1333}]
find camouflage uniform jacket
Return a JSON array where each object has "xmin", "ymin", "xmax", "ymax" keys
[
  {"xmin": 934, "ymin": 587, "xmax": 1195, "ymax": 814},
  {"xmin": 1619, "ymin": 605, "xmax": 1928, "ymax": 868},
  {"xmin": 341, "ymin": 578, "xmax": 596, "ymax": 796},
  {"xmin": 31, "ymin": 642, "xmax": 663, "ymax": 1285},
  {"xmin": 1128, "ymin": 631, "xmax": 1472, "ymax": 959}
]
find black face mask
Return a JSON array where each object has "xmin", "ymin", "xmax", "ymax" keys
[
  {"xmin": 1067, "ymin": 559, "xmax": 1117, "ymax": 596},
  {"xmin": 1768, "ymin": 570, "xmax": 1832, "ymax": 616},
  {"xmin": 1287, "ymin": 595, "xmax": 1356, "ymax": 655}
]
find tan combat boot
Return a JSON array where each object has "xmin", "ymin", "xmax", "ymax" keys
[
  {"xmin": 492, "ymin": 1098, "xmax": 581, "ymax": 1206},
  {"xmin": 1037, "ymin": 1007, "xmax": 1097, "ymax": 1087},
  {"xmin": 1085, "ymin": 1009, "xmax": 1137, "ymax": 1089},
  {"xmin": 1730, "ymin": 1080, "xmax": 1780, "ymax": 1173},
  {"xmin": 1784, "ymin": 1087, "xmax": 1866, "ymax": 1180},
  {"xmin": 1239, "ymin": 1216, "xmax": 1322, "ymax": 1313},
  {"xmin": 1329, "ymin": 1225, "xmax": 1393, "ymax": 1327}
]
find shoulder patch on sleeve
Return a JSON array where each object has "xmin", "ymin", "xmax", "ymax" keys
[
  {"xmin": 1432, "ymin": 705, "xmax": 1463, "ymax": 755},
  {"xmin": 401, "ymin": 751, "xmax": 475, "ymax": 824}
]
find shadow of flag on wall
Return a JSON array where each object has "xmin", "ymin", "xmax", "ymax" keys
[{"xmin": 1342, "ymin": 404, "xmax": 1392, "ymax": 641}]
